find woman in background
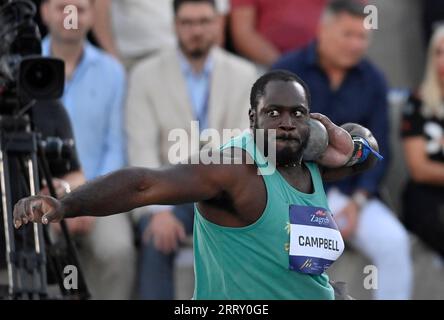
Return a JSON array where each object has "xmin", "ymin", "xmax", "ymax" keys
[{"xmin": 401, "ymin": 25, "xmax": 444, "ymax": 258}]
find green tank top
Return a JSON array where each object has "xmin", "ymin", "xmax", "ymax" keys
[{"xmin": 193, "ymin": 131, "xmax": 336, "ymax": 300}]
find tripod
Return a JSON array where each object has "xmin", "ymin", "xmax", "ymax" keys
[{"xmin": 0, "ymin": 115, "xmax": 89, "ymax": 300}]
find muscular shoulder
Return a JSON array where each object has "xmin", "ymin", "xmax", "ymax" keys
[
  {"xmin": 195, "ymin": 148, "xmax": 267, "ymax": 225},
  {"xmin": 198, "ymin": 147, "xmax": 258, "ymax": 187}
]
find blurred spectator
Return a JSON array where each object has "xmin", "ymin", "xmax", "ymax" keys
[
  {"xmin": 401, "ymin": 25, "xmax": 444, "ymax": 259},
  {"xmin": 125, "ymin": 0, "xmax": 257, "ymax": 299},
  {"xmin": 423, "ymin": 0, "xmax": 444, "ymax": 47},
  {"xmin": 31, "ymin": 0, "xmax": 99, "ymax": 45},
  {"xmin": 273, "ymin": 0, "xmax": 413, "ymax": 299},
  {"xmin": 92, "ymin": 0, "xmax": 229, "ymax": 70},
  {"xmin": 230, "ymin": 0, "xmax": 327, "ymax": 67},
  {"xmin": 40, "ymin": 0, "xmax": 135, "ymax": 299}
]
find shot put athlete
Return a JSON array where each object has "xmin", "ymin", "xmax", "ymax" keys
[{"xmin": 13, "ymin": 71, "xmax": 381, "ymax": 300}]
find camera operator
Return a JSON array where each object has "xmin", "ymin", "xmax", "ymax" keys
[
  {"xmin": 0, "ymin": 0, "xmax": 90, "ymax": 298},
  {"xmin": 0, "ymin": 98, "xmax": 85, "ymax": 287},
  {"xmin": 39, "ymin": 0, "xmax": 135, "ymax": 300}
]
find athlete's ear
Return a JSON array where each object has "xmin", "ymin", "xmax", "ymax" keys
[{"xmin": 249, "ymin": 108, "xmax": 257, "ymax": 129}]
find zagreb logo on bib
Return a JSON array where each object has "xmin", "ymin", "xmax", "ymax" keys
[{"xmin": 310, "ymin": 209, "xmax": 330, "ymax": 226}]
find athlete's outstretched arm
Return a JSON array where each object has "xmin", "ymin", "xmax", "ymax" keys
[{"xmin": 13, "ymin": 159, "xmax": 237, "ymax": 228}]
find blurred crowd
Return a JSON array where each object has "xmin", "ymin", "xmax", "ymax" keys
[{"xmin": 17, "ymin": 0, "xmax": 444, "ymax": 299}]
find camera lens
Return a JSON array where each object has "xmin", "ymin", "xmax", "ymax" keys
[
  {"xmin": 24, "ymin": 60, "xmax": 54, "ymax": 90},
  {"xmin": 18, "ymin": 57, "xmax": 65, "ymax": 99}
]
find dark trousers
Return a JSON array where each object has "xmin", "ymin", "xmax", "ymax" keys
[{"xmin": 137, "ymin": 204, "xmax": 194, "ymax": 300}]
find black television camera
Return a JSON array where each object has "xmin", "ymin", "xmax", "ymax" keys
[
  {"xmin": 0, "ymin": 0, "xmax": 64, "ymax": 108},
  {"xmin": 0, "ymin": 0, "xmax": 88, "ymax": 300}
]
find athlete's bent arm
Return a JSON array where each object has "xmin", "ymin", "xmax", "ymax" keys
[
  {"xmin": 309, "ymin": 113, "xmax": 380, "ymax": 182},
  {"xmin": 322, "ymin": 122, "xmax": 380, "ymax": 182},
  {"xmin": 13, "ymin": 161, "xmax": 237, "ymax": 228}
]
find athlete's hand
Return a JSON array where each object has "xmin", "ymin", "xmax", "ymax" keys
[
  {"xmin": 143, "ymin": 211, "xmax": 186, "ymax": 254},
  {"xmin": 341, "ymin": 123, "xmax": 379, "ymax": 168},
  {"xmin": 310, "ymin": 113, "xmax": 354, "ymax": 168},
  {"xmin": 13, "ymin": 196, "xmax": 65, "ymax": 228}
]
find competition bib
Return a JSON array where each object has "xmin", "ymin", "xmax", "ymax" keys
[{"xmin": 289, "ymin": 205, "xmax": 345, "ymax": 275}]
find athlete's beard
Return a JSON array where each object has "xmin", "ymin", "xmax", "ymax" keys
[
  {"xmin": 253, "ymin": 125, "xmax": 309, "ymax": 167},
  {"xmin": 275, "ymin": 143, "xmax": 306, "ymax": 167}
]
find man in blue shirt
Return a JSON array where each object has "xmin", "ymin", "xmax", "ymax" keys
[
  {"xmin": 41, "ymin": 0, "xmax": 135, "ymax": 299},
  {"xmin": 273, "ymin": 0, "xmax": 413, "ymax": 299}
]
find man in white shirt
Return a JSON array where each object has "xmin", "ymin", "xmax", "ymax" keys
[{"xmin": 92, "ymin": 0, "xmax": 229, "ymax": 69}]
